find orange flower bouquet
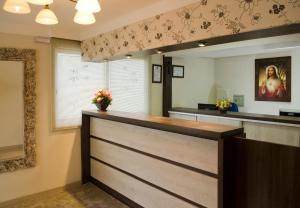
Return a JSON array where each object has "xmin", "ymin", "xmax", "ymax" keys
[{"xmin": 92, "ymin": 89, "xmax": 112, "ymax": 111}]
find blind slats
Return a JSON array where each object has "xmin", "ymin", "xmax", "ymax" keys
[
  {"xmin": 55, "ymin": 52, "xmax": 106, "ymax": 128},
  {"xmin": 108, "ymin": 59, "xmax": 147, "ymax": 113},
  {"xmin": 55, "ymin": 53, "xmax": 148, "ymax": 129}
]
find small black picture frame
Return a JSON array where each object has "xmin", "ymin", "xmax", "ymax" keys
[
  {"xmin": 172, "ymin": 65, "xmax": 184, "ymax": 78},
  {"xmin": 152, "ymin": 64, "xmax": 162, "ymax": 83}
]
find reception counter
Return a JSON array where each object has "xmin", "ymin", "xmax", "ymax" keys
[
  {"xmin": 82, "ymin": 110, "xmax": 300, "ymax": 208},
  {"xmin": 169, "ymin": 107, "xmax": 300, "ymax": 147},
  {"xmin": 81, "ymin": 110, "xmax": 244, "ymax": 208},
  {"xmin": 169, "ymin": 107, "xmax": 300, "ymax": 126}
]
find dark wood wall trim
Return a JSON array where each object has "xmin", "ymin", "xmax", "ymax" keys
[
  {"xmin": 162, "ymin": 56, "xmax": 172, "ymax": 117},
  {"xmin": 218, "ymin": 139, "xmax": 224, "ymax": 208},
  {"xmin": 155, "ymin": 23, "xmax": 300, "ymax": 54},
  {"xmin": 90, "ymin": 157, "xmax": 206, "ymax": 208},
  {"xmin": 81, "ymin": 114, "xmax": 91, "ymax": 184},
  {"xmin": 90, "ymin": 135, "xmax": 218, "ymax": 178}
]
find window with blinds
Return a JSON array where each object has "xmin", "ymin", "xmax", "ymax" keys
[
  {"xmin": 54, "ymin": 50, "xmax": 106, "ymax": 129},
  {"xmin": 108, "ymin": 59, "xmax": 148, "ymax": 113},
  {"xmin": 53, "ymin": 43, "xmax": 149, "ymax": 130}
]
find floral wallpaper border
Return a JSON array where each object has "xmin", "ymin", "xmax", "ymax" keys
[
  {"xmin": 0, "ymin": 48, "xmax": 36, "ymax": 173},
  {"xmin": 81, "ymin": 0, "xmax": 300, "ymax": 61}
]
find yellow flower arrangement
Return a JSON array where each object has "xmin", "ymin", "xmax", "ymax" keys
[{"xmin": 216, "ymin": 98, "xmax": 232, "ymax": 111}]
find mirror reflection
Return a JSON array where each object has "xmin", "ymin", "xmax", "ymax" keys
[
  {"xmin": 0, "ymin": 60, "xmax": 24, "ymax": 161},
  {"xmin": 150, "ymin": 33, "xmax": 300, "ymax": 117}
]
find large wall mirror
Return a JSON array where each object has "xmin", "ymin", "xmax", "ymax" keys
[
  {"xmin": 164, "ymin": 33, "xmax": 300, "ymax": 115},
  {"xmin": 0, "ymin": 48, "xmax": 36, "ymax": 173},
  {"xmin": 146, "ymin": 25, "xmax": 300, "ymax": 118}
]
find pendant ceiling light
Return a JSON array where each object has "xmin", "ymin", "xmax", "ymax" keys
[
  {"xmin": 35, "ymin": 5, "xmax": 58, "ymax": 25},
  {"xmin": 3, "ymin": 0, "xmax": 101, "ymax": 25},
  {"xmin": 74, "ymin": 11, "xmax": 95, "ymax": 25},
  {"xmin": 3, "ymin": 0, "xmax": 31, "ymax": 14},
  {"xmin": 26, "ymin": 0, "xmax": 53, "ymax": 5},
  {"xmin": 75, "ymin": 0, "xmax": 101, "ymax": 13}
]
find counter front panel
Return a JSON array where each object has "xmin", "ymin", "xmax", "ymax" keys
[
  {"xmin": 90, "ymin": 117, "xmax": 218, "ymax": 175},
  {"xmin": 82, "ymin": 110, "xmax": 300, "ymax": 208},
  {"xmin": 91, "ymin": 159, "xmax": 199, "ymax": 208},
  {"xmin": 82, "ymin": 110, "xmax": 245, "ymax": 208},
  {"xmin": 90, "ymin": 138, "xmax": 218, "ymax": 207}
]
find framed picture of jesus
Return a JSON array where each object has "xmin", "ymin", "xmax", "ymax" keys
[{"xmin": 255, "ymin": 56, "xmax": 291, "ymax": 102}]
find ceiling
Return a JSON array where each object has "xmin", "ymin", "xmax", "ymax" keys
[
  {"xmin": 165, "ymin": 33, "xmax": 300, "ymax": 59},
  {"xmin": 0, "ymin": 0, "xmax": 199, "ymax": 40}
]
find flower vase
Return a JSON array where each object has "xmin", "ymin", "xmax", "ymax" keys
[
  {"xmin": 96, "ymin": 102, "xmax": 109, "ymax": 112},
  {"xmin": 219, "ymin": 108, "xmax": 228, "ymax": 113}
]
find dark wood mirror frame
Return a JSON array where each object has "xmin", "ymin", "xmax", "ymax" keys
[{"xmin": 0, "ymin": 48, "xmax": 36, "ymax": 173}]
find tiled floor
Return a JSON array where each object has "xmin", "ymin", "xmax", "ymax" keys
[{"xmin": 0, "ymin": 183, "xmax": 129, "ymax": 208}]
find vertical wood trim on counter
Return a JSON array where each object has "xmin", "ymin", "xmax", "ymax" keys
[
  {"xmin": 218, "ymin": 138, "xmax": 224, "ymax": 208},
  {"xmin": 81, "ymin": 114, "xmax": 91, "ymax": 184},
  {"xmin": 163, "ymin": 56, "xmax": 172, "ymax": 117}
]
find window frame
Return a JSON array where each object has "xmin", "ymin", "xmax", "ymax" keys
[
  {"xmin": 51, "ymin": 47, "xmax": 84, "ymax": 131},
  {"xmin": 51, "ymin": 40, "xmax": 150, "ymax": 131}
]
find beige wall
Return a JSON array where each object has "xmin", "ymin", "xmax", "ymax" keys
[
  {"xmin": 0, "ymin": 61, "xmax": 24, "ymax": 147},
  {"xmin": 149, "ymin": 54, "xmax": 163, "ymax": 116},
  {"xmin": 0, "ymin": 33, "xmax": 81, "ymax": 203},
  {"xmin": 172, "ymin": 57, "xmax": 215, "ymax": 108}
]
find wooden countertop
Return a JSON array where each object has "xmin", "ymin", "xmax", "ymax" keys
[
  {"xmin": 170, "ymin": 107, "xmax": 300, "ymax": 126},
  {"xmin": 82, "ymin": 110, "xmax": 244, "ymax": 140}
]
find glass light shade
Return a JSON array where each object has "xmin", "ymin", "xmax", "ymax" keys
[
  {"xmin": 3, "ymin": 0, "xmax": 31, "ymax": 14},
  {"xmin": 74, "ymin": 11, "xmax": 95, "ymax": 25},
  {"xmin": 35, "ymin": 6, "xmax": 58, "ymax": 25},
  {"xmin": 75, "ymin": 0, "xmax": 101, "ymax": 13},
  {"xmin": 26, "ymin": 0, "xmax": 53, "ymax": 5}
]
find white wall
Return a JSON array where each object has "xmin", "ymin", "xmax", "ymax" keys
[
  {"xmin": 172, "ymin": 57, "xmax": 215, "ymax": 108},
  {"xmin": 149, "ymin": 55, "xmax": 216, "ymax": 114},
  {"xmin": 149, "ymin": 55, "xmax": 215, "ymax": 115},
  {"xmin": 0, "ymin": 33, "xmax": 81, "ymax": 203},
  {"xmin": 215, "ymin": 48, "xmax": 300, "ymax": 115}
]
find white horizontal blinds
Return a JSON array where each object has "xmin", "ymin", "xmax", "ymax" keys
[
  {"xmin": 55, "ymin": 50, "xmax": 106, "ymax": 128},
  {"xmin": 109, "ymin": 59, "xmax": 148, "ymax": 113}
]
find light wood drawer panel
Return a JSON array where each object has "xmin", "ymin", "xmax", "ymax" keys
[
  {"xmin": 91, "ymin": 159, "xmax": 199, "ymax": 208},
  {"xmin": 244, "ymin": 122, "xmax": 300, "ymax": 147},
  {"xmin": 90, "ymin": 118, "xmax": 218, "ymax": 174},
  {"xmin": 91, "ymin": 138, "xmax": 217, "ymax": 208},
  {"xmin": 197, "ymin": 115, "xmax": 242, "ymax": 127},
  {"xmin": 169, "ymin": 113, "xmax": 197, "ymax": 121}
]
